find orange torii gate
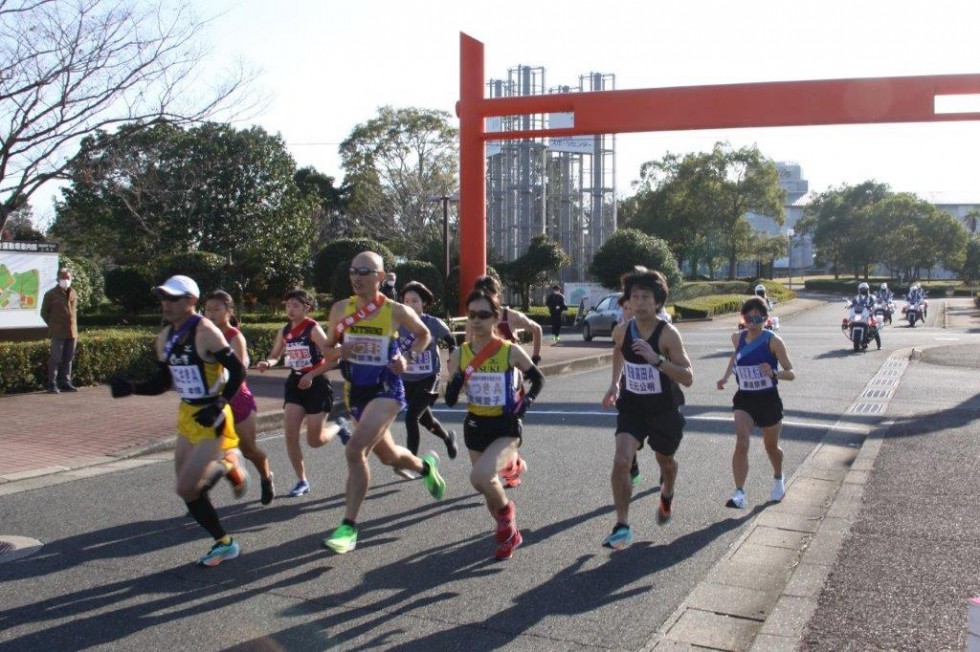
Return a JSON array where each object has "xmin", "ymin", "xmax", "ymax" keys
[{"xmin": 455, "ymin": 32, "xmax": 980, "ymax": 313}]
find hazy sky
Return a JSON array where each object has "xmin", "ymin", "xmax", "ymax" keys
[{"xmin": 33, "ymin": 0, "xmax": 980, "ymax": 223}]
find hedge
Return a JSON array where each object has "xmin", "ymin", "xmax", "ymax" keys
[
  {"xmin": 0, "ymin": 323, "xmax": 285, "ymax": 396},
  {"xmin": 672, "ymin": 294, "xmax": 746, "ymax": 320},
  {"xmin": 804, "ymin": 278, "xmax": 962, "ymax": 297}
]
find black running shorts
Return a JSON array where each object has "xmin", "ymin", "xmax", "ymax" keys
[
  {"xmin": 615, "ymin": 405, "xmax": 685, "ymax": 457},
  {"xmin": 732, "ymin": 389, "xmax": 783, "ymax": 428},
  {"xmin": 284, "ymin": 374, "xmax": 333, "ymax": 415},
  {"xmin": 463, "ymin": 413, "xmax": 523, "ymax": 453}
]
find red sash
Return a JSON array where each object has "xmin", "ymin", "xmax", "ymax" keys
[
  {"xmin": 335, "ymin": 295, "xmax": 386, "ymax": 340},
  {"xmin": 463, "ymin": 338, "xmax": 504, "ymax": 382}
]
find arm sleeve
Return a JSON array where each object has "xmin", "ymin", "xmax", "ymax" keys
[
  {"xmin": 132, "ymin": 362, "xmax": 173, "ymax": 396},
  {"xmin": 523, "ymin": 364, "xmax": 545, "ymax": 402},
  {"xmin": 444, "ymin": 372, "xmax": 464, "ymax": 407},
  {"xmin": 213, "ymin": 347, "xmax": 245, "ymax": 402}
]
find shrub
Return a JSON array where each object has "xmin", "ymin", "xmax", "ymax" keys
[
  {"xmin": 672, "ymin": 294, "xmax": 746, "ymax": 320},
  {"xmin": 394, "ymin": 260, "xmax": 445, "ymax": 306},
  {"xmin": 61, "ymin": 255, "xmax": 105, "ymax": 312}
]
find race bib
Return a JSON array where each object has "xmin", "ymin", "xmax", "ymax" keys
[
  {"xmin": 735, "ymin": 365, "xmax": 774, "ymax": 391},
  {"xmin": 171, "ymin": 364, "xmax": 207, "ymax": 399},
  {"xmin": 284, "ymin": 341, "xmax": 313, "ymax": 371},
  {"xmin": 465, "ymin": 372, "xmax": 507, "ymax": 407},
  {"xmin": 346, "ymin": 334, "xmax": 389, "ymax": 366},
  {"xmin": 406, "ymin": 349, "xmax": 434, "ymax": 375},
  {"xmin": 623, "ymin": 361, "xmax": 662, "ymax": 395}
]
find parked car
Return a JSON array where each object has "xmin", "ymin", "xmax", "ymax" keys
[{"xmin": 581, "ymin": 293, "xmax": 622, "ymax": 341}]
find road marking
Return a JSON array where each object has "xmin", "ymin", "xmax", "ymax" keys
[{"xmin": 934, "ymin": 337, "xmax": 960, "ymax": 341}]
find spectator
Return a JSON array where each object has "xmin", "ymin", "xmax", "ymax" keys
[
  {"xmin": 380, "ymin": 271, "xmax": 398, "ymax": 300},
  {"xmin": 40, "ymin": 268, "xmax": 78, "ymax": 393},
  {"xmin": 545, "ymin": 284, "xmax": 568, "ymax": 345}
]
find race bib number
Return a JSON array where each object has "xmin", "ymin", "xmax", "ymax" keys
[
  {"xmin": 406, "ymin": 349, "xmax": 434, "ymax": 375},
  {"xmin": 623, "ymin": 361, "xmax": 662, "ymax": 395},
  {"xmin": 735, "ymin": 365, "xmax": 774, "ymax": 391},
  {"xmin": 171, "ymin": 364, "xmax": 207, "ymax": 399},
  {"xmin": 285, "ymin": 341, "xmax": 313, "ymax": 370},
  {"xmin": 465, "ymin": 372, "xmax": 507, "ymax": 407},
  {"xmin": 346, "ymin": 334, "xmax": 389, "ymax": 366}
]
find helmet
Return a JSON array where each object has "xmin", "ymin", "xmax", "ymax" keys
[
  {"xmin": 858, "ymin": 282, "xmax": 870, "ymax": 295},
  {"xmin": 754, "ymin": 284, "xmax": 766, "ymax": 297},
  {"xmin": 880, "ymin": 283, "xmax": 888, "ymax": 290}
]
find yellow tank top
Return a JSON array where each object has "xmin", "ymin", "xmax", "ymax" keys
[
  {"xmin": 459, "ymin": 340, "xmax": 518, "ymax": 417},
  {"xmin": 342, "ymin": 297, "xmax": 398, "ymax": 385}
]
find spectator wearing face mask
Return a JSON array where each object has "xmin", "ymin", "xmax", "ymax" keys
[{"xmin": 40, "ymin": 267, "xmax": 79, "ymax": 393}]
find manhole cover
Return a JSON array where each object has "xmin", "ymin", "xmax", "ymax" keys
[{"xmin": 0, "ymin": 536, "xmax": 44, "ymax": 564}]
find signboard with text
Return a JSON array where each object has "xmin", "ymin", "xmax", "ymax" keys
[{"xmin": 0, "ymin": 244, "xmax": 59, "ymax": 329}]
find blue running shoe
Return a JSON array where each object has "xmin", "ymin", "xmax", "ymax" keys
[
  {"xmin": 287, "ymin": 479, "xmax": 310, "ymax": 497},
  {"xmin": 198, "ymin": 539, "xmax": 240, "ymax": 567},
  {"xmin": 602, "ymin": 525, "xmax": 634, "ymax": 550},
  {"xmin": 336, "ymin": 417, "xmax": 351, "ymax": 445}
]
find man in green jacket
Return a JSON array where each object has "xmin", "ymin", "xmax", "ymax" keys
[{"xmin": 40, "ymin": 268, "xmax": 78, "ymax": 393}]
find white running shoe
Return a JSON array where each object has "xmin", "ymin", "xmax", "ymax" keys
[
  {"xmin": 394, "ymin": 468, "xmax": 419, "ymax": 480},
  {"xmin": 726, "ymin": 488, "xmax": 746, "ymax": 509},
  {"xmin": 771, "ymin": 476, "xmax": 786, "ymax": 502}
]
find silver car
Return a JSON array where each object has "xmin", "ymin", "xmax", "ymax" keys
[{"xmin": 581, "ymin": 293, "xmax": 622, "ymax": 341}]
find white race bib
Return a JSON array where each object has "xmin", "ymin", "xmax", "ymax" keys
[
  {"xmin": 735, "ymin": 365, "xmax": 774, "ymax": 391},
  {"xmin": 284, "ymin": 341, "xmax": 313, "ymax": 370},
  {"xmin": 171, "ymin": 364, "xmax": 207, "ymax": 400},
  {"xmin": 346, "ymin": 334, "xmax": 389, "ymax": 366},
  {"xmin": 623, "ymin": 361, "xmax": 663, "ymax": 395},
  {"xmin": 465, "ymin": 372, "xmax": 507, "ymax": 407},
  {"xmin": 406, "ymin": 349, "xmax": 434, "ymax": 375}
]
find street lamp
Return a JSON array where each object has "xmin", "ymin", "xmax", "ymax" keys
[
  {"xmin": 786, "ymin": 228, "xmax": 795, "ymax": 289},
  {"xmin": 426, "ymin": 194, "xmax": 459, "ymax": 313}
]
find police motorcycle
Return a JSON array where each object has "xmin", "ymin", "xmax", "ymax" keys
[
  {"xmin": 841, "ymin": 283, "xmax": 881, "ymax": 352},
  {"xmin": 873, "ymin": 283, "xmax": 895, "ymax": 325},
  {"xmin": 901, "ymin": 284, "xmax": 928, "ymax": 327},
  {"xmin": 738, "ymin": 284, "xmax": 780, "ymax": 331}
]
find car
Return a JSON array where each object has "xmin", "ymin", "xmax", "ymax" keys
[{"xmin": 581, "ymin": 293, "xmax": 622, "ymax": 341}]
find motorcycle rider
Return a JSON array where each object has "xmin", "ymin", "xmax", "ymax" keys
[
  {"xmin": 850, "ymin": 282, "xmax": 881, "ymax": 350},
  {"xmin": 875, "ymin": 282, "xmax": 894, "ymax": 324},
  {"xmin": 754, "ymin": 284, "xmax": 774, "ymax": 311}
]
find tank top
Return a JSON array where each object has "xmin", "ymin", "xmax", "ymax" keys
[
  {"xmin": 398, "ymin": 313, "xmax": 449, "ymax": 382},
  {"xmin": 618, "ymin": 318, "xmax": 673, "ymax": 413},
  {"xmin": 282, "ymin": 318, "xmax": 322, "ymax": 374},
  {"xmin": 496, "ymin": 308, "xmax": 516, "ymax": 342},
  {"xmin": 734, "ymin": 330, "xmax": 778, "ymax": 392},
  {"xmin": 459, "ymin": 340, "xmax": 519, "ymax": 417},
  {"xmin": 165, "ymin": 316, "xmax": 228, "ymax": 403},
  {"xmin": 341, "ymin": 296, "xmax": 399, "ymax": 386}
]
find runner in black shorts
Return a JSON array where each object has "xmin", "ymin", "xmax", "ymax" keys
[
  {"xmin": 717, "ymin": 296, "xmax": 795, "ymax": 509},
  {"xmin": 256, "ymin": 288, "xmax": 349, "ymax": 498},
  {"xmin": 601, "ymin": 269, "xmax": 693, "ymax": 550}
]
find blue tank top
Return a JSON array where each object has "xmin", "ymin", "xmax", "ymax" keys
[
  {"xmin": 734, "ymin": 330, "xmax": 778, "ymax": 392},
  {"xmin": 282, "ymin": 318, "xmax": 323, "ymax": 374},
  {"xmin": 398, "ymin": 313, "xmax": 450, "ymax": 382}
]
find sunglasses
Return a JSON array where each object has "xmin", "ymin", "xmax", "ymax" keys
[
  {"xmin": 349, "ymin": 266, "xmax": 381, "ymax": 276},
  {"xmin": 467, "ymin": 310, "xmax": 496, "ymax": 320},
  {"xmin": 745, "ymin": 314, "xmax": 767, "ymax": 324},
  {"xmin": 159, "ymin": 294, "xmax": 189, "ymax": 303}
]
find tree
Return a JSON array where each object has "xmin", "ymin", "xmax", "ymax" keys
[
  {"xmin": 340, "ymin": 106, "xmax": 458, "ymax": 255},
  {"xmin": 0, "ymin": 0, "xmax": 257, "ymax": 234},
  {"xmin": 961, "ymin": 235, "xmax": 980, "ymax": 284},
  {"xmin": 497, "ymin": 235, "xmax": 571, "ymax": 311},
  {"xmin": 2, "ymin": 203, "xmax": 45, "ymax": 242},
  {"xmin": 588, "ymin": 229, "xmax": 682, "ymax": 291},
  {"xmin": 295, "ymin": 166, "xmax": 354, "ymax": 243},
  {"xmin": 313, "ymin": 237, "xmax": 395, "ymax": 299},
  {"xmin": 394, "ymin": 260, "xmax": 445, "ymax": 310}
]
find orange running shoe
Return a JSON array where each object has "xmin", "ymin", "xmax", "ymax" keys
[
  {"xmin": 223, "ymin": 449, "xmax": 249, "ymax": 500},
  {"xmin": 500, "ymin": 454, "xmax": 527, "ymax": 488}
]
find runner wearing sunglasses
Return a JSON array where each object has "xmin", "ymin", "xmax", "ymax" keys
[
  {"xmin": 444, "ymin": 288, "xmax": 545, "ymax": 560},
  {"xmin": 716, "ymin": 296, "xmax": 796, "ymax": 510},
  {"xmin": 321, "ymin": 251, "xmax": 447, "ymax": 555}
]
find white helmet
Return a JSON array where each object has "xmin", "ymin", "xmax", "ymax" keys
[
  {"xmin": 880, "ymin": 283, "xmax": 888, "ymax": 290},
  {"xmin": 858, "ymin": 282, "xmax": 870, "ymax": 294},
  {"xmin": 754, "ymin": 284, "xmax": 766, "ymax": 296}
]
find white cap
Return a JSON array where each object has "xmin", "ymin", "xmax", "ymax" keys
[{"xmin": 153, "ymin": 275, "xmax": 200, "ymax": 298}]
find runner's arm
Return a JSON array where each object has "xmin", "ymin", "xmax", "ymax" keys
[
  {"xmin": 660, "ymin": 325, "xmax": 694, "ymax": 388},
  {"xmin": 769, "ymin": 335, "xmax": 795, "ymax": 382},
  {"xmin": 603, "ymin": 323, "xmax": 626, "ymax": 407},
  {"xmin": 396, "ymin": 303, "xmax": 431, "ymax": 358},
  {"xmin": 111, "ymin": 330, "xmax": 171, "ymax": 397},
  {"xmin": 257, "ymin": 329, "xmax": 286, "ymax": 370},
  {"xmin": 510, "ymin": 309, "xmax": 542, "ymax": 361},
  {"xmin": 305, "ymin": 324, "xmax": 335, "ymax": 378},
  {"xmin": 443, "ymin": 348, "xmax": 464, "ymax": 407},
  {"xmin": 199, "ymin": 319, "xmax": 245, "ymax": 404},
  {"xmin": 511, "ymin": 344, "xmax": 544, "ymax": 411}
]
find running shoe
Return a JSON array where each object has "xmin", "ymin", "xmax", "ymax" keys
[
  {"xmin": 260, "ymin": 473, "xmax": 275, "ymax": 505},
  {"xmin": 771, "ymin": 476, "xmax": 786, "ymax": 502},
  {"xmin": 657, "ymin": 494, "xmax": 673, "ymax": 525},
  {"xmin": 394, "ymin": 468, "xmax": 419, "ymax": 480},
  {"xmin": 446, "ymin": 429, "xmax": 459, "ymax": 460},
  {"xmin": 223, "ymin": 449, "xmax": 249, "ymax": 499},
  {"xmin": 198, "ymin": 539, "xmax": 240, "ymax": 567},
  {"xmin": 602, "ymin": 524, "xmax": 634, "ymax": 550},
  {"xmin": 336, "ymin": 417, "xmax": 351, "ymax": 446},
  {"xmin": 500, "ymin": 454, "xmax": 527, "ymax": 488},
  {"xmin": 323, "ymin": 523, "xmax": 358, "ymax": 554},
  {"xmin": 287, "ymin": 479, "xmax": 310, "ymax": 497},
  {"xmin": 496, "ymin": 501, "xmax": 517, "ymax": 543},
  {"xmin": 420, "ymin": 451, "xmax": 446, "ymax": 500},
  {"xmin": 726, "ymin": 488, "xmax": 746, "ymax": 509},
  {"xmin": 495, "ymin": 529, "xmax": 523, "ymax": 560}
]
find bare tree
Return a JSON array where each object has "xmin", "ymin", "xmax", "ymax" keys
[{"xmin": 0, "ymin": 0, "xmax": 260, "ymax": 233}]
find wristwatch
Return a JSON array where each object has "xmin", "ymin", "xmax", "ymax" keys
[{"xmin": 653, "ymin": 354, "xmax": 666, "ymax": 368}]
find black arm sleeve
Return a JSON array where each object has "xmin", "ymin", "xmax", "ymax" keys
[
  {"xmin": 213, "ymin": 347, "xmax": 245, "ymax": 402},
  {"xmin": 132, "ymin": 362, "xmax": 173, "ymax": 396},
  {"xmin": 444, "ymin": 372, "xmax": 464, "ymax": 407},
  {"xmin": 441, "ymin": 332, "xmax": 458, "ymax": 353},
  {"xmin": 523, "ymin": 364, "xmax": 545, "ymax": 402}
]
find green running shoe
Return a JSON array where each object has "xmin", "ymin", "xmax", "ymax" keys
[
  {"xmin": 421, "ymin": 451, "xmax": 446, "ymax": 500},
  {"xmin": 323, "ymin": 523, "xmax": 358, "ymax": 554}
]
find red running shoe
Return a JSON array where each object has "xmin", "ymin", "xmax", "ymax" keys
[
  {"xmin": 496, "ymin": 501, "xmax": 517, "ymax": 543},
  {"xmin": 495, "ymin": 529, "xmax": 523, "ymax": 560},
  {"xmin": 500, "ymin": 454, "xmax": 527, "ymax": 488}
]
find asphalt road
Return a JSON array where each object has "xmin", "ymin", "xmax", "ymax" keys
[{"xmin": 0, "ymin": 296, "xmax": 955, "ymax": 651}]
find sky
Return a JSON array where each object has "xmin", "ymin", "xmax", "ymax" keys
[{"xmin": 32, "ymin": 0, "xmax": 980, "ymax": 224}]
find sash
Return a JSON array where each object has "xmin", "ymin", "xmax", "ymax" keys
[
  {"xmin": 335, "ymin": 295, "xmax": 386, "ymax": 339},
  {"xmin": 463, "ymin": 338, "xmax": 504, "ymax": 382},
  {"xmin": 735, "ymin": 330, "xmax": 772, "ymax": 364},
  {"xmin": 164, "ymin": 315, "xmax": 201, "ymax": 361}
]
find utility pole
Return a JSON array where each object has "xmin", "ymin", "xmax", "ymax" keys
[{"xmin": 426, "ymin": 194, "xmax": 459, "ymax": 314}]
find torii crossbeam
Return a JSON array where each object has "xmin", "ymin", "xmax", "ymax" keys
[{"xmin": 455, "ymin": 32, "xmax": 980, "ymax": 313}]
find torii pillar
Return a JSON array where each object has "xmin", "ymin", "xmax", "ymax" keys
[{"xmin": 455, "ymin": 32, "xmax": 980, "ymax": 314}]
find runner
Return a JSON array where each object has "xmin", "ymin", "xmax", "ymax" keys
[
  {"xmin": 471, "ymin": 275, "xmax": 541, "ymax": 488},
  {"xmin": 256, "ymin": 288, "xmax": 349, "ymax": 498},
  {"xmin": 716, "ymin": 296, "xmax": 796, "ymax": 509},
  {"xmin": 444, "ymin": 288, "xmax": 545, "ymax": 560},
  {"xmin": 110, "ymin": 275, "xmax": 249, "ymax": 567},
  {"xmin": 203, "ymin": 290, "xmax": 275, "ymax": 505},
  {"xmin": 321, "ymin": 251, "xmax": 446, "ymax": 555},
  {"xmin": 600, "ymin": 268, "xmax": 693, "ymax": 550},
  {"xmin": 396, "ymin": 281, "xmax": 459, "ymax": 473}
]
